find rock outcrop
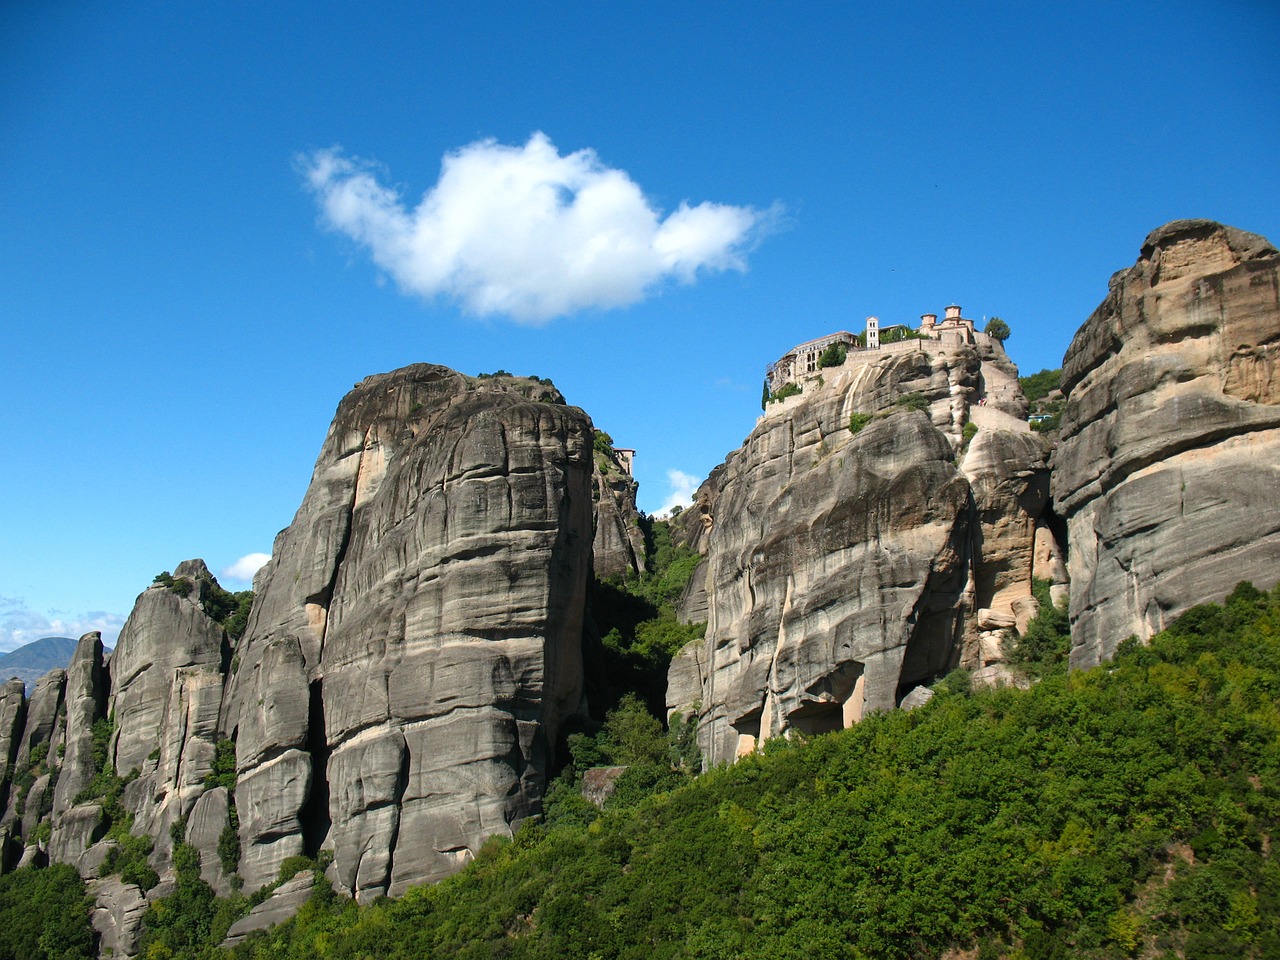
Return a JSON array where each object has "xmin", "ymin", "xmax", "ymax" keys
[
  {"xmin": 960, "ymin": 429, "xmax": 1052, "ymax": 671},
  {"xmin": 591, "ymin": 445, "xmax": 645, "ymax": 581},
  {"xmin": 1053, "ymin": 220, "xmax": 1280, "ymax": 667},
  {"xmin": 221, "ymin": 365, "xmax": 595, "ymax": 898},
  {"xmin": 670, "ymin": 340, "xmax": 1044, "ymax": 765}
]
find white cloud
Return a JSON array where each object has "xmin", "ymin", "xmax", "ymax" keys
[
  {"xmin": 300, "ymin": 133, "xmax": 774, "ymax": 322},
  {"xmin": 221, "ymin": 553, "xmax": 270, "ymax": 583},
  {"xmin": 657, "ymin": 469, "xmax": 701, "ymax": 518},
  {"xmin": 0, "ymin": 596, "xmax": 126, "ymax": 653}
]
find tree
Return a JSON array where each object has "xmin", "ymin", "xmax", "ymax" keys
[
  {"xmin": 817, "ymin": 342, "xmax": 847, "ymax": 369},
  {"xmin": 985, "ymin": 317, "xmax": 1011, "ymax": 342}
]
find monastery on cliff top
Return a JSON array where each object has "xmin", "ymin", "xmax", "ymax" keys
[{"xmin": 766, "ymin": 305, "xmax": 979, "ymax": 393}]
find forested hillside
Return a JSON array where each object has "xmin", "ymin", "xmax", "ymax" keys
[{"xmin": 15, "ymin": 580, "xmax": 1264, "ymax": 960}]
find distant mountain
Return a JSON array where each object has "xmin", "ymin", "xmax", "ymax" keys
[{"xmin": 0, "ymin": 636, "xmax": 80, "ymax": 691}]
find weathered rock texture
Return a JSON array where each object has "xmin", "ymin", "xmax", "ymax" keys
[
  {"xmin": 960, "ymin": 430, "xmax": 1052, "ymax": 668},
  {"xmin": 670, "ymin": 342, "xmax": 1046, "ymax": 765},
  {"xmin": 1053, "ymin": 220, "xmax": 1280, "ymax": 667},
  {"xmin": 221, "ymin": 365, "xmax": 595, "ymax": 898},
  {"xmin": 0, "ymin": 365, "xmax": 601, "ymax": 951},
  {"xmin": 591, "ymin": 446, "xmax": 645, "ymax": 581}
]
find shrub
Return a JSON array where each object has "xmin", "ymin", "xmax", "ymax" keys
[
  {"xmin": 962, "ymin": 421, "xmax": 979, "ymax": 446},
  {"xmin": 218, "ymin": 825, "xmax": 240, "ymax": 876},
  {"xmin": 896, "ymin": 392, "xmax": 929, "ymax": 413},
  {"xmin": 849, "ymin": 412, "xmax": 874, "ymax": 434},
  {"xmin": 770, "ymin": 382, "xmax": 802, "ymax": 403}
]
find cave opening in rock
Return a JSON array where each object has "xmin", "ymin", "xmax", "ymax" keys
[{"xmin": 299, "ymin": 680, "xmax": 331, "ymax": 859}]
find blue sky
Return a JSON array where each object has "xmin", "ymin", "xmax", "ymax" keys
[{"xmin": 2, "ymin": 1, "xmax": 1277, "ymax": 651}]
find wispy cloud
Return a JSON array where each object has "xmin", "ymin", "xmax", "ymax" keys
[
  {"xmin": 0, "ymin": 596, "xmax": 126, "ymax": 653},
  {"xmin": 220, "ymin": 553, "xmax": 270, "ymax": 584},
  {"xmin": 657, "ymin": 469, "xmax": 701, "ymax": 518},
  {"xmin": 300, "ymin": 133, "xmax": 775, "ymax": 322}
]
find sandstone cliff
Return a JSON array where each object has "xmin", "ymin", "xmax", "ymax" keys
[
  {"xmin": 220, "ymin": 365, "xmax": 595, "ymax": 897},
  {"xmin": 670, "ymin": 340, "xmax": 1049, "ymax": 764},
  {"xmin": 1053, "ymin": 219, "xmax": 1280, "ymax": 667},
  {"xmin": 591, "ymin": 443, "xmax": 645, "ymax": 581}
]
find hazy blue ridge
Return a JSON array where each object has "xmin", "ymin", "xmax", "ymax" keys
[{"xmin": 0, "ymin": 636, "xmax": 79, "ymax": 690}]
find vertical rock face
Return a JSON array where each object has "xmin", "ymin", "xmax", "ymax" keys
[
  {"xmin": 48, "ymin": 633, "xmax": 108, "ymax": 867},
  {"xmin": 0, "ymin": 680, "xmax": 26, "ymax": 814},
  {"xmin": 591, "ymin": 447, "xmax": 645, "ymax": 581},
  {"xmin": 672, "ymin": 344, "xmax": 1036, "ymax": 766},
  {"xmin": 960, "ymin": 430, "xmax": 1053, "ymax": 670},
  {"xmin": 110, "ymin": 563, "xmax": 225, "ymax": 779},
  {"xmin": 1053, "ymin": 220, "xmax": 1280, "ymax": 667},
  {"xmin": 222, "ymin": 365, "xmax": 595, "ymax": 898},
  {"xmin": 108, "ymin": 562, "xmax": 227, "ymax": 864}
]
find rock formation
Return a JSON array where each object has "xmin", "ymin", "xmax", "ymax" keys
[
  {"xmin": 669, "ymin": 339, "xmax": 1047, "ymax": 764},
  {"xmin": 9, "ymin": 217, "xmax": 1274, "ymax": 950},
  {"xmin": 1053, "ymin": 220, "xmax": 1280, "ymax": 667},
  {"xmin": 591, "ymin": 444, "xmax": 645, "ymax": 581},
  {"xmin": 959, "ymin": 429, "xmax": 1053, "ymax": 677},
  {"xmin": 220, "ymin": 365, "xmax": 595, "ymax": 898}
]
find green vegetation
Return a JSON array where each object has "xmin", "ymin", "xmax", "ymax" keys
[
  {"xmin": 201, "ymin": 584, "xmax": 254, "ymax": 641},
  {"xmin": 152, "ymin": 571, "xmax": 254, "ymax": 639},
  {"xmin": 0, "ymin": 864, "xmax": 94, "ymax": 960},
  {"xmin": 848, "ymin": 411, "xmax": 873, "ymax": 434},
  {"xmin": 154, "ymin": 571, "xmax": 195, "ymax": 597},
  {"xmin": 985, "ymin": 316, "xmax": 1011, "ymax": 342},
  {"xmin": 1019, "ymin": 368, "xmax": 1062, "ymax": 403},
  {"xmin": 895, "ymin": 391, "xmax": 929, "ymax": 413},
  {"xmin": 962, "ymin": 420, "xmax": 979, "ymax": 448},
  {"xmin": 816, "ymin": 341, "xmax": 847, "ymax": 369},
  {"xmin": 1005, "ymin": 577, "xmax": 1072, "ymax": 678},
  {"xmin": 137, "ymin": 581, "xmax": 1280, "ymax": 960},
  {"xmin": 68, "ymin": 714, "xmax": 159, "ymax": 890},
  {"xmin": 880, "ymin": 324, "xmax": 925, "ymax": 344},
  {"xmin": 586, "ymin": 518, "xmax": 705, "ymax": 714},
  {"xmin": 593, "ymin": 429, "xmax": 614, "ymax": 456},
  {"xmin": 768, "ymin": 382, "xmax": 802, "ymax": 403},
  {"xmin": 1020, "ymin": 367, "xmax": 1066, "ymax": 434}
]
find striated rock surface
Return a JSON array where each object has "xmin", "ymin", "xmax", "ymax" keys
[
  {"xmin": 591, "ymin": 445, "xmax": 645, "ymax": 581},
  {"xmin": 109, "ymin": 561, "xmax": 225, "ymax": 779},
  {"xmin": 222, "ymin": 365, "xmax": 595, "ymax": 897},
  {"xmin": 51, "ymin": 634, "xmax": 106, "ymax": 820},
  {"xmin": 671, "ymin": 343, "xmax": 1005, "ymax": 765},
  {"xmin": 221, "ymin": 870, "xmax": 315, "ymax": 948},
  {"xmin": 1053, "ymin": 220, "xmax": 1280, "ymax": 667},
  {"xmin": 88, "ymin": 877, "xmax": 147, "ymax": 960},
  {"xmin": 960, "ymin": 430, "xmax": 1053, "ymax": 666},
  {"xmin": 0, "ymin": 679, "xmax": 26, "ymax": 812},
  {"xmin": 670, "ymin": 336, "xmax": 1049, "ymax": 763}
]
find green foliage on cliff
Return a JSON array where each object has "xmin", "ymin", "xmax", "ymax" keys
[
  {"xmin": 768, "ymin": 382, "xmax": 801, "ymax": 403},
  {"xmin": 586, "ymin": 518, "xmax": 705, "ymax": 719},
  {"xmin": 0, "ymin": 864, "xmax": 94, "ymax": 960},
  {"xmin": 985, "ymin": 316, "xmax": 1011, "ymax": 341},
  {"xmin": 203, "ymin": 582, "xmax": 1280, "ymax": 960},
  {"xmin": 1018, "ymin": 368, "xmax": 1062, "ymax": 403},
  {"xmin": 895, "ymin": 391, "xmax": 929, "ymax": 413},
  {"xmin": 201, "ymin": 585, "xmax": 254, "ymax": 641},
  {"xmin": 816, "ymin": 341, "xmax": 846, "ymax": 368}
]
